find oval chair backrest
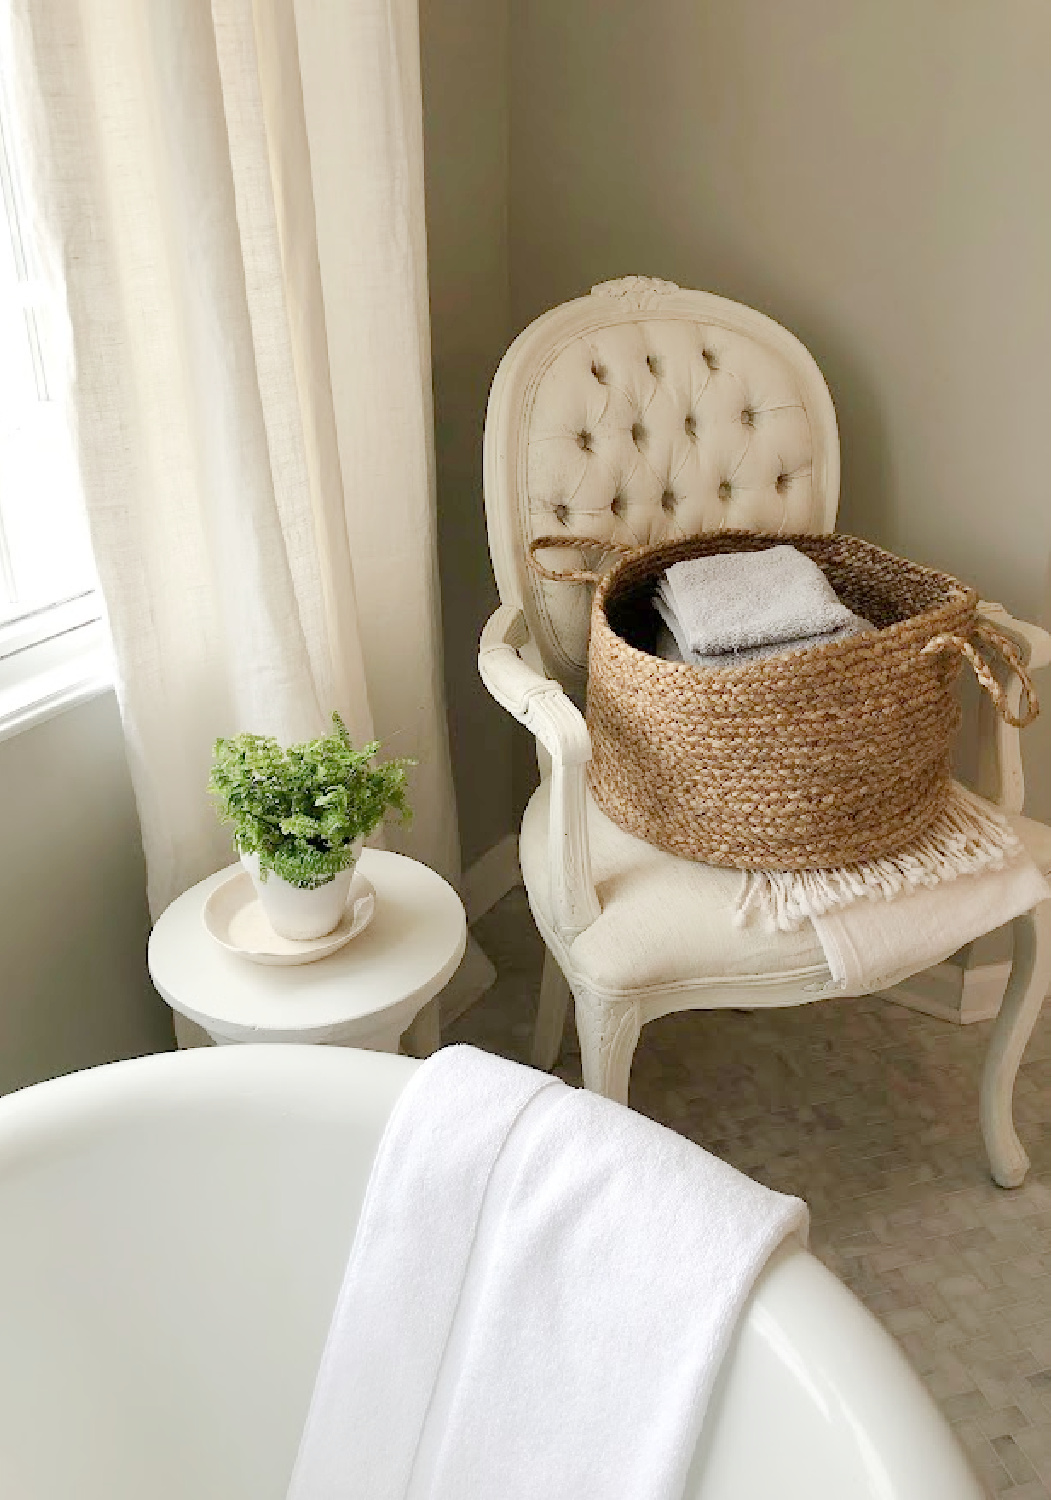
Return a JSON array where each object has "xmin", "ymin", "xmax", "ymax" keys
[{"xmin": 483, "ymin": 277, "xmax": 841, "ymax": 695}]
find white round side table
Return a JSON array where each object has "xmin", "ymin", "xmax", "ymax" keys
[{"xmin": 148, "ymin": 849, "xmax": 466, "ymax": 1053}]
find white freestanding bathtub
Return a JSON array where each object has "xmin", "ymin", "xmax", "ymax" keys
[{"xmin": 0, "ymin": 1046, "xmax": 981, "ymax": 1499}]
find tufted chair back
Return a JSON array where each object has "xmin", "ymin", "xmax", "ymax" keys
[{"xmin": 483, "ymin": 277, "xmax": 841, "ymax": 695}]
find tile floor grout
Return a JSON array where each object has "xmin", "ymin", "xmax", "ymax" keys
[{"xmin": 448, "ymin": 889, "xmax": 1051, "ymax": 1499}]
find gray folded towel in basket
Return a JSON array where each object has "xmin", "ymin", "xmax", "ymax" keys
[
  {"xmin": 655, "ymin": 616, "xmax": 871, "ymax": 667},
  {"xmin": 654, "ymin": 544, "xmax": 872, "ymax": 667}
]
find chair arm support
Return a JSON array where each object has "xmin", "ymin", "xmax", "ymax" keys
[
  {"xmin": 479, "ymin": 606, "xmax": 601, "ymax": 940},
  {"xmin": 976, "ymin": 602, "xmax": 1050, "ymax": 814},
  {"xmin": 979, "ymin": 602, "xmax": 1051, "ymax": 672}
]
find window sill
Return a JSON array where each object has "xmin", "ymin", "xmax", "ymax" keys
[{"xmin": 0, "ymin": 614, "xmax": 114, "ymax": 744}]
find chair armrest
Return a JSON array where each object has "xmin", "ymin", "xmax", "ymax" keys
[
  {"xmin": 974, "ymin": 602, "xmax": 1050, "ymax": 814},
  {"xmin": 479, "ymin": 605, "xmax": 601, "ymax": 940},
  {"xmin": 980, "ymin": 602, "xmax": 1051, "ymax": 671}
]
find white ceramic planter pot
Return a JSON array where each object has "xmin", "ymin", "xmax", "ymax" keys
[{"xmin": 241, "ymin": 843, "xmax": 362, "ymax": 940}]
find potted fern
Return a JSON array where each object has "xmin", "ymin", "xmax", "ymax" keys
[{"xmin": 208, "ymin": 713, "xmax": 411, "ymax": 940}]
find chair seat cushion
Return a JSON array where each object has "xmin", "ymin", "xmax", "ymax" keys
[
  {"xmin": 520, "ymin": 781, "xmax": 1051, "ymax": 999},
  {"xmin": 520, "ymin": 780, "xmax": 830, "ymax": 996}
]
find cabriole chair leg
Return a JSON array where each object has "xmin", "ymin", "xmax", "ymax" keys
[
  {"xmin": 574, "ymin": 989, "xmax": 642, "ymax": 1106},
  {"xmin": 981, "ymin": 900, "xmax": 1050, "ymax": 1188}
]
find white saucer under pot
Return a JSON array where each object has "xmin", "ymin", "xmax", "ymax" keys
[{"xmin": 204, "ymin": 867, "xmax": 375, "ymax": 966}]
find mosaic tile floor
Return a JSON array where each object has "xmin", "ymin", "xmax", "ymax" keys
[{"xmin": 448, "ymin": 889, "xmax": 1051, "ymax": 1499}]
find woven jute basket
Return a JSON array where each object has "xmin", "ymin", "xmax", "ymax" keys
[{"xmin": 529, "ymin": 531, "xmax": 1038, "ymax": 871}]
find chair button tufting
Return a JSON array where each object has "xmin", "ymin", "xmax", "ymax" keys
[
  {"xmin": 718, "ymin": 480, "xmax": 732, "ymax": 501},
  {"xmin": 702, "ymin": 347, "xmax": 718, "ymax": 370},
  {"xmin": 684, "ymin": 413, "xmax": 697, "ymax": 438},
  {"xmin": 646, "ymin": 353, "xmax": 661, "ymax": 377},
  {"xmin": 660, "ymin": 488, "xmax": 677, "ymax": 513},
  {"xmin": 576, "ymin": 430, "xmax": 593, "ymax": 452},
  {"xmin": 775, "ymin": 471, "xmax": 790, "ymax": 493},
  {"xmin": 554, "ymin": 502, "xmax": 569, "ymax": 524},
  {"xmin": 631, "ymin": 421, "xmax": 646, "ymax": 446},
  {"xmin": 610, "ymin": 493, "xmax": 626, "ymax": 518},
  {"xmin": 741, "ymin": 408, "xmax": 755, "ymax": 427},
  {"xmin": 590, "ymin": 361, "xmax": 607, "ymax": 383}
]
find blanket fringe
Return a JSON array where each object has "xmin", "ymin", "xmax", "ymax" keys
[{"xmin": 734, "ymin": 784, "xmax": 1022, "ymax": 932}]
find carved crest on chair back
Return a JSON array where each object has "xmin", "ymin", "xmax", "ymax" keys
[{"xmin": 589, "ymin": 276, "xmax": 682, "ymax": 310}]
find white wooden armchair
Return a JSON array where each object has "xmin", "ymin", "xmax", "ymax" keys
[{"xmin": 478, "ymin": 277, "xmax": 1050, "ymax": 1188}]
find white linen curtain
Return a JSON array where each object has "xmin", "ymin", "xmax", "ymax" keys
[{"xmin": 9, "ymin": 0, "xmax": 460, "ymax": 917}]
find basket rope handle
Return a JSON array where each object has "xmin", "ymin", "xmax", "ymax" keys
[
  {"xmin": 921, "ymin": 620, "xmax": 1039, "ymax": 728},
  {"xmin": 527, "ymin": 533, "xmax": 640, "ymax": 584}
]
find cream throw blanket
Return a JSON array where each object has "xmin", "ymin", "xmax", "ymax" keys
[
  {"xmin": 735, "ymin": 784, "xmax": 1033, "ymax": 933},
  {"xmin": 812, "ymin": 850, "xmax": 1049, "ymax": 994}
]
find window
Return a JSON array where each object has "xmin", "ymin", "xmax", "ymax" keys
[{"xmin": 0, "ymin": 68, "xmax": 109, "ymax": 739}]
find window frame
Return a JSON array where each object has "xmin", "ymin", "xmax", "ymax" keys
[{"xmin": 0, "ymin": 593, "xmax": 112, "ymax": 743}]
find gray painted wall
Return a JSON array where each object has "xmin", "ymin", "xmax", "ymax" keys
[
  {"xmin": 508, "ymin": 0, "xmax": 1049, "ymax": 818},
  {"xmin": 0, "ymin": 693, "xmax": 173, "ymax": 1096}
]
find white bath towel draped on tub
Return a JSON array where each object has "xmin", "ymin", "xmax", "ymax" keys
[{"xmin": 287, "ymin": 1045, "xmax": 807, "ymax": 1500}]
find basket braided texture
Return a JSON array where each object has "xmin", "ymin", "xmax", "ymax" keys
[{"xmin": 559, "ymin": 531, "xmax": 1011, "ymax": 870}]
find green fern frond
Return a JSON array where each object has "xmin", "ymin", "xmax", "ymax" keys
[{"xmin": 208, "ymin": 713, "xmax": 413, "ymax": 889}]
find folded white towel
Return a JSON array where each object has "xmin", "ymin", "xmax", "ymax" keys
[
  {"xmin": 814, "ymin": 853, "xmax": 1049, "ymax": 995},
  {"xmin": 287, "ymin": 1045, "xmax": 807, "ymax": 1500},
  {"xmin": 657, "ymin": 544, "xmax": 860, "ymax": 657}
]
